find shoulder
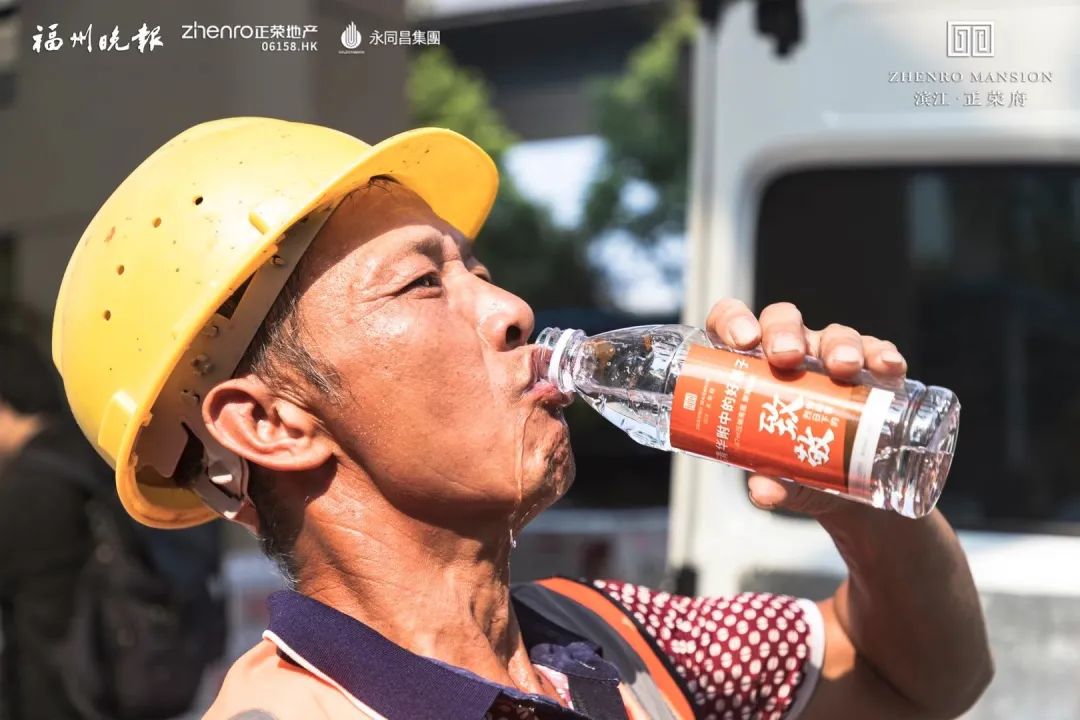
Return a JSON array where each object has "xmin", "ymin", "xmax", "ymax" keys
[
  {"xmin": 203, "ymin": 640, "xmax": 373, "ymax": 720},
  {"xmin": 591, "ymin": 579, "xmax": 825, "ymax": 720},
  {"xmin": 592, "ymin": 578, "xmax": 818, "ymax": 636}
]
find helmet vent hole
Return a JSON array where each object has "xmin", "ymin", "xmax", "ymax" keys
[
  {"xmin": 116, "ymin": 264, "xmax": 125, "ymax": 275},
  {"xmin": 103, "ymin": 310, "xmax": 112, "ymax": 321},
  {"xmin": 153, "ymin": 217, "xmax": 162, "ymax": 228},
  {"xmin": 194, "ymin": 196, "xmax": 204, "ymax": 206}
]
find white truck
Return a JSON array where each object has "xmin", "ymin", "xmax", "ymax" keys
[{"xmin": 670, "ymin": 1, "xmax": 1080, "ymax": 717}]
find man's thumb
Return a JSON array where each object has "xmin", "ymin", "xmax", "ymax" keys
[{"xmin": 747, "ymin": 474, "xmax": 790, "ymax": 510}]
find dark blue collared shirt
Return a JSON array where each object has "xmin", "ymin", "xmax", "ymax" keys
[{"xmin": 265, "ymin": 589, "xmax": 631, "ymax": 720}]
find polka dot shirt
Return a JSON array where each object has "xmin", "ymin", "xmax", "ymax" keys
[
  {"xmin": 593, "ymin": 580, "xmax": 823, "ymax": 720},
  {"xmin": 489, "ymin": 581, "xmax": 824, "ymax": 720}
]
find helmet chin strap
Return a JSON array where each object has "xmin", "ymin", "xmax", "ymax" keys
[{"xmin": 186, "ymin": 415, "xmax": 259, "ymax": 534}]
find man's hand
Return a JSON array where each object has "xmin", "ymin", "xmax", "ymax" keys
[
  {"xmin": 704, "ymin": 297, "xmax": 993, "ymax": 719},
  {"xmin": 705, "ymin": 298, "xmax": 906, "ymax": 517}
]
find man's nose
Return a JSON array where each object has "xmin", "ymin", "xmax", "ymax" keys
[{"xmin": 470, "ymin": 276, "xmax": 535, "ymax": 350}]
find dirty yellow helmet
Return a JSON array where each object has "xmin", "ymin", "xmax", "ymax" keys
[{"xmin": 52, "ymin": 117, "xmax": 498, "ymax": 530}]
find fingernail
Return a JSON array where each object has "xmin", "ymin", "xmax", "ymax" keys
[
  {"xmin": 770, "ymin": 333, "xmax": 802, "ymax": 354},
  {"xmin": 730, "ymin": 317, "xmax": 758, "ymax": 346},
  {"xmin": 749, "ymin": 494, "xmax": 771, "ymax": 511},
  {"xmin": 833, "ymin": 345, "xmax": 861, "ymax": 365},
  {"xmin": 882, "ymin": 350, "xmax": 905, "ymax": 365}
]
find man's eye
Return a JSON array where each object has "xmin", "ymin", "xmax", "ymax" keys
[{"xmin": 404, "ymin": 272, "xmax": 442, "ymax": 291}]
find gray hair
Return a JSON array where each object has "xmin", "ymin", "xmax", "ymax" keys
[{"xmin": 233, "ymin": 260, "xmax": 322, "ymax": 585}]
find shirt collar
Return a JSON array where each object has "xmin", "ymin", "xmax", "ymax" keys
[{"xmin": 265, "ymin": 589, "xmax": 617, "ymax": 720}]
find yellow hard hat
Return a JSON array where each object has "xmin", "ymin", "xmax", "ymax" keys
[{"xmin": 52, "ymin": 117, "xmax": 498, "ymax": 529}]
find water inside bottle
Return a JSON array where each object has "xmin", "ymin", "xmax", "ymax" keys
[{"xmin": 567, "ymin": 326, "xmax": 697, "ymax": 450}]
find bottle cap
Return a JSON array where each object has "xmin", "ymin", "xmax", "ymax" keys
[{"xmin": 547, "ymin": 328, "xmax": 577, "ymax": 388}]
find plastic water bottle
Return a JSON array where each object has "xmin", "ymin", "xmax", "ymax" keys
[{"xmin": 535, "ymin": 325, "xmax": 960, "ymax": 518}]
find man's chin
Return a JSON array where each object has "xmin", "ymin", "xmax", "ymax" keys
[
  {"xmin": 537, "ymin": 419, "xmax": 574, "ymax": 496},
  {"xmin": 511, "ymin": 452, "xmax": 574, "ymax": 532},
  {"xmin": 512, "ymin": 401, "xmax": 575, "ymax": 526}
]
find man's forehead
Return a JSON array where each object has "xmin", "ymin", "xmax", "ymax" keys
[
  {"xmin": 334, "ymin": 180, "xmax": 466, "ymax": 244},
  {"xmin": 303, "ymin": 179, "xmax": 474, "ymax": 275}
]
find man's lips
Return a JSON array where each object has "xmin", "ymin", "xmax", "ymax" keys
[
  {"xmin": 524, "ymin": 345, "xmax": 574, "ymax": 407},
  {"xmin": 525, "ymin": 379, "xmax": 574, "ymax": 408}
]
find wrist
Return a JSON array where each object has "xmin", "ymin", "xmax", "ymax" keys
[{"xmin": 816, "ymin": 503, "xmax": 942, "ymax": 561}]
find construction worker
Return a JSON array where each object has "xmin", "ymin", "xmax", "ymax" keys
[{"xmin": 52, "ymin": 118, "xmax": 992, "ymax": 719}]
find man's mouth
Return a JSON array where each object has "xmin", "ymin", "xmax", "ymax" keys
[
  {"xmin": 524, "ymin": 346, "xmax": 574, "ymax": 408},
  {"xmin": 526, "ymin": 380, "xmax": 574, "ymax": 408}
]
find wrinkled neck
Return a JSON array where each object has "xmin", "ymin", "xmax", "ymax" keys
[{"xmin": 291, "ymin": 468, "xmax": 549, "ymax": 695}]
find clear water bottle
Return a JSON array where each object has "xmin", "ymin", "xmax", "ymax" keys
[{"xmin": 535, "ymin": 325, "xmax": 960, "ymax": 518}]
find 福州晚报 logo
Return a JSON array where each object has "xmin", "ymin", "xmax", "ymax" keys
[{"xmin": 32, "ymin": 22, "xmax": 163, "ymax": 53}]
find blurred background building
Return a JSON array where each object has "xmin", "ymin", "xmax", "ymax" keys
[{"xmin": 0, "ymin": 0, "xmax": 409, "ymax": 330}]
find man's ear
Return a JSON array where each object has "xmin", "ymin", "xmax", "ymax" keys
[{"xmin": 202, "ymin": 375, "xmax": 334, "ymax": 473}]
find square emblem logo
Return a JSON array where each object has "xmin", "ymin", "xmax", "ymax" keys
[{"xmin": 947, "ymin": 21, "xmax": 995, "ymax": 57}]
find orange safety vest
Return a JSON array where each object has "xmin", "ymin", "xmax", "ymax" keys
[{"xmin": 205, "ymin": 578, "xmax": 695, "ymax": 720}]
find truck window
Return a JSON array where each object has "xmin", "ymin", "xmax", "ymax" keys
[{"xmin": 755, "ymin": 166, "xmax": 1080, "ymax": 534}]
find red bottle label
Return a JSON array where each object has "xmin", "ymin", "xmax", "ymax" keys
[{"xmin": 670, "ymin": 345, "xmax": 892, "ymax": 495}]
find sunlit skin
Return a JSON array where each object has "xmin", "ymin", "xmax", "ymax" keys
[
  {"xmin": 203, "ymin": 182, "xmax": 991, "ymax": 718},
  {"xmin": 205, "ymin": 183, "xmax": 575, "ymax": 696}
]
